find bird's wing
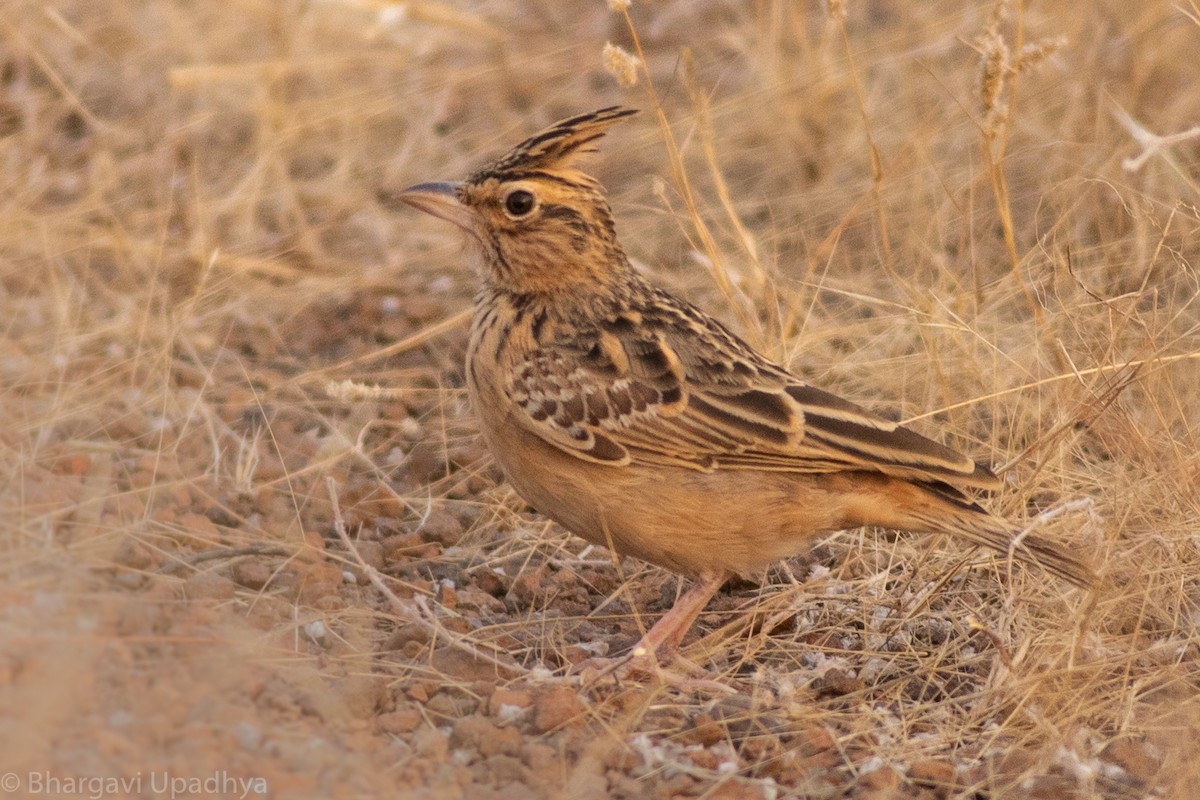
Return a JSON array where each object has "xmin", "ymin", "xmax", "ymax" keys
[{"xmin": 505, "ymin": 292, "xmax": 1000, "ymax": 490}]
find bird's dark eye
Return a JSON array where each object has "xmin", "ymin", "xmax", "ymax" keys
[{"xmin": 504, "ymin": 189, "xmax": 536, "ymax": 217}]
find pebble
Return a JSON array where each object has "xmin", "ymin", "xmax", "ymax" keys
[
  {"xmin": 909, "ymin": 759, "xmax": 956, "ymax": 788},
  {"xmin": 860, "ymin": 765, "xmax": 900, "ymax": 791},
  {"xmin": 815, "ymin": 667, "xmax": 865, "ymax": 697},
  {"xmin": 451, "ymin": 715, "xmax": 523, "ymax": 758},
  {"xmin": 532, "ymin": 686, "xmax": 587, "ymax": 733},
  {"xmin": 232, "ymin": 560, "xmax": 273, "ymax": 590},
  {"xmin": 184, "ymin": 570, "xmax": 236, "ymax": 600},
  {"xmin": 676, "ymin": 712, "xmax": 720, "ymax": 747},
  {"xmin": 235, "ymin": 721, "xmax": 262, "ymax": 750},
  {"xmin": 708, "ymin": 778, "xmax": 770, "ymax": 800},
  {"xmin": 418, "ymin": 508, "xmax": 466, "ymax": 545},
  {"xmin": 353, "ymin": 539, "xmax": 384, "ymax": 570},
  {"xmin": 376, "ymin": 708, "xmax": 422, "ymax": 735},
  {"xmin": 1100, "ymin": 739, "xmax": 1160, "ymax": 781},
  {"xmin": 488, "ymin": 688, "xmax": 533, "ymax": 720}
]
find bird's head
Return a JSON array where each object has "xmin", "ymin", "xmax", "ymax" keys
[{"xmin": 390, "ymin": 107, "xmax": 638, "ymax": 299}]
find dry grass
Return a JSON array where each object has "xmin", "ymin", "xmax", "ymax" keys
[{"xmin": 2, "ymin": 0, "xmax": 1198, "ymax": 797}]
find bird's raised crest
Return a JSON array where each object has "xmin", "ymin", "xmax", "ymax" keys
[{"xmin": 471, "ymin": 106, "xmax": 638, "ymax": 183}]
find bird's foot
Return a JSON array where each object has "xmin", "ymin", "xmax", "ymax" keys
[{"xmin": 577, "ymin": 645, "xmax": 734, "ymax": 694}]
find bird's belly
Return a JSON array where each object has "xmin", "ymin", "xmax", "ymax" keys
[{"xmin": 470, "ymin": 380, "xmax": 856, "ymax": 576}]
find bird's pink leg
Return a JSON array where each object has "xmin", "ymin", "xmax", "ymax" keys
[
  {"xmin": 632, "ymin": 570, "xmax": 732, "ymax": 660},
  {"xmin": 581, "ymin": 570, "xmax": 735, "ymax": 691}
]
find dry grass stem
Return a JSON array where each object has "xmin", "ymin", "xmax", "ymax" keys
[{"xmin": 326, "ymin": 477, "xmax": 527, "ymax": 677}]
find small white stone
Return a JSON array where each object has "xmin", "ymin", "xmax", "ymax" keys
[
  {"xmin": 236, "ymin": 721, "xmax": 263, "ymax": 750},
  {"xmin": 108, "ymin": 710, "xmax": 134, "ymax": 728},
  {"xmin": 304, "ymin": 620, "xmax": 327, "ymax": 642}
]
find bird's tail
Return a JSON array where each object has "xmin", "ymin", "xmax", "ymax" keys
[
  {"xmin": 925, "ymin": 506, "xmax": 1095, "ymax": 589},
  {"xmin": 860, "ymin": 477, "xmax": 1096, "ymax": 589}
]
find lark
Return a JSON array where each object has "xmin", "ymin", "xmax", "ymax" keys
[{"xmin": 391, "ymin": 107, "xmax": 1093, "ymax": 665}]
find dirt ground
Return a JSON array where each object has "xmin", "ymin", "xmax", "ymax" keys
[{"xmin": 2, "ymin": 1, "xmax": 1199, "ymax": 798}]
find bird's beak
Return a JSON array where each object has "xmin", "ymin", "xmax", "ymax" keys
[{"xmin": 383, "ymin": 181, "xmax": 476, "ymax": 234}]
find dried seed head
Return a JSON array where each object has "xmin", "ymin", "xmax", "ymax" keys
[
  {"xmin": 987, "ymin": 0, "xmax": 1010, "ymax": 28},
  {"xmin": 1018, "ymin": 36, "xmax": 1068, "ymax": 70},
  {"xmin": 603, "ymin": 42, "xmax": 641, "ymax": 88},
  {"xmin": 325, "ymin": 380, "xmax": 403, "ymax": 402},
  {"xmin": 606, "ymin": 0, "xmax": 631, "ymax": 11},
  {"xmin": 976, "ymin": 28, "xmax": 1010, "ymax": 127}
]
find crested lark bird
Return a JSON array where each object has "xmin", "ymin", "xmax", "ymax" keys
[{"xmin": 391, "ymin": 107, "xmax": 1093, "ymax": 663}]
